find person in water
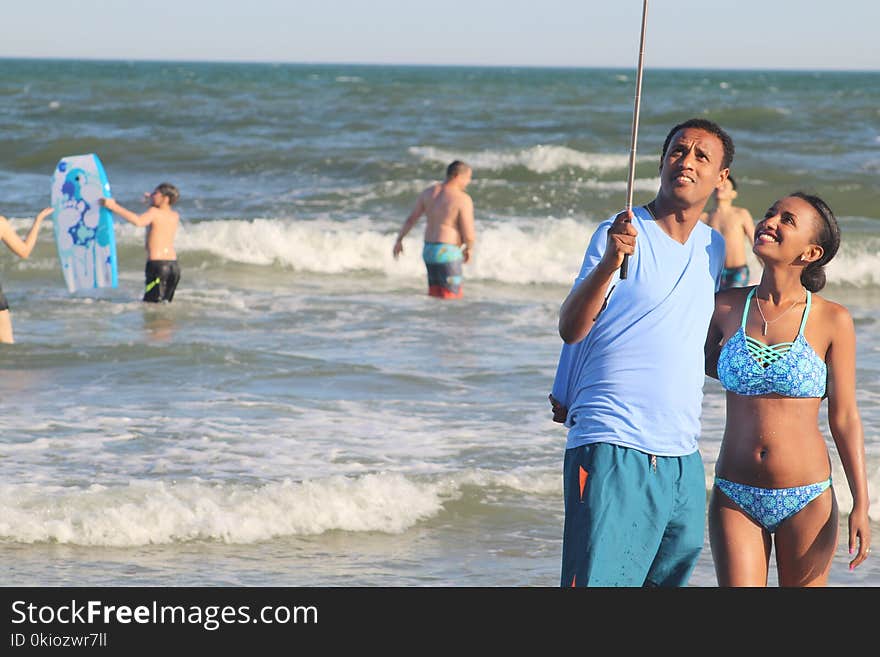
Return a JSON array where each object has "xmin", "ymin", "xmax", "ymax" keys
[
  {"xmin": 0, "ymin": 206, "xmax": 54, "ymax": 343},
  {"xmin": 393, "ymin": 161, "xmax": 476, "ymax": 299},
  {"xmin": 704, "ymin": 191, "xmax": 870, "ymax": 586},
  {"xmin": 101, "ymin": 182, "xmax": 181, "ymax": 302},
  {"xmin": 700, "ymin": 174, "xmax": 756, "ymax": 290}
]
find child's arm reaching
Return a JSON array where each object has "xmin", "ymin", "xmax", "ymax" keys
[{"xmin": 100, "ymin": 198, "xmax": 153, "ymax": 227}]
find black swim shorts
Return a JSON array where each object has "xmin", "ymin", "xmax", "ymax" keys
[{"xmin": 143, "ymin": 260, "xmax": 181, "ymax": 303}]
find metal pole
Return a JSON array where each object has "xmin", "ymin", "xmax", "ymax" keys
[{"xmin": 619, "ymin": 0, "xmax": 648, "ymax": 280}]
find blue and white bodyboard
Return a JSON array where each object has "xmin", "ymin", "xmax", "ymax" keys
[{"xmin": 50, "ymin": 153, "xmax": 118, "ymax": 293}]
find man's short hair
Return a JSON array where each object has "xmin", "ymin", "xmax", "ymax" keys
[
  {"xmin": 156, "ymin": 182, "xmax": 180, "ymax": 205},
  {"xmin": 661, "ymin": 118, "xmax": 735, "ymax": 170},
  {"xmin": 446, "ymin": 160, "xmax": 470, "ymax": 179}
]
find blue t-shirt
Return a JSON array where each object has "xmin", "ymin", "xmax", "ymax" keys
[{"xmin": 551, "ymin": 206, "xmax": 725, "ymax": 456}]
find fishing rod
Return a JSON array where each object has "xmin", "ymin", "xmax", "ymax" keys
[{"xmin": 619, "ymin": 0, "xmax": 649, "ymax": 280}]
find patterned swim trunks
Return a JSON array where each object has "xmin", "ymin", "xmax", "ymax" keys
[
  {"xmin": 422, "ymin": 242, "xmax": 463, "ymax": 299},
  {"xmin": 719, "ymin": 264, "xmax": 749, "ymax": 290}
]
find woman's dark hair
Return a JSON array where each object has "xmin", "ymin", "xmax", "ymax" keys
[{"xmin": 791, "ymin": 191, "xmax": 840, "ymax": 292}]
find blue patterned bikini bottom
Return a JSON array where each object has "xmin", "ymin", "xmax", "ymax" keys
[{"xmin": 714, "ymin": 476, "xmax": 832, "ymax": 533}]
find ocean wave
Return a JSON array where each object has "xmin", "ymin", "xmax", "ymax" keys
[
  {"xmin": 0, "ymin": 468, "xmax": 562, "ymax": 546},
  {"xmin": 6, "ymin": 214, "xmax": 880, "ymax": 289},
  {"xmin": 0, "ymin": 475, "xmax": 444, "ymax": 545},
  {"xmin": 127, "ymin": 216, "xmax": 880, "ymax": 288},
  {"xmin": 409, "ymin": 145, "xmax": 649, "ymax": 175},
  {"xmin": 168, "ymin": 215, "xmax": 597, "ymax": 284},
  {"xmin": 2, "ymin": 460, "xmax": 875, "ymax": 546}
]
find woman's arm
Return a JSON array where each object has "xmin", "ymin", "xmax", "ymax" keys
[
  {"xmin": 0, "ymin": 207, "xmax": 53, "ymax": 259},
  {"xmin": 825, "ymin": 302, "xmax": 871, "ymax": 570}
]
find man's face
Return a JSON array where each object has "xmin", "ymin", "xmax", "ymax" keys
[{"xmin": 659, "ymin": 128, "xmax": 727, "ymax": 209}]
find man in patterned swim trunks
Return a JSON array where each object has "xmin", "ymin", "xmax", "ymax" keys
[{"xmin": 393, "ymin": 161, "xmax": 476, "ymax": 299}]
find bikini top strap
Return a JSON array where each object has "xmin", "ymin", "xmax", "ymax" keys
[
  {"xmin": 741, "ymin": 287, "xmax": 757, "ymax": 330},
  {"xmin": 798, "ymin": 289, "xmax": 812, "ymax": 335}
]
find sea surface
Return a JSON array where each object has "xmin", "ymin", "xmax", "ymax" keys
[{"xmin": 1, "ymin": 60, "xmax": 878, "ymax": 587}]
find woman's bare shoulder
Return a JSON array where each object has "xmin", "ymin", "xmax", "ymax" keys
[{"xmin": 810, "ymin": 293, "xmax": 854, "ymax": 333}]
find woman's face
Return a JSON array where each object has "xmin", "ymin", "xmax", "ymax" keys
[{"xmin": 753, "ymin": 195, "xmax": 821, "ymax": 265}]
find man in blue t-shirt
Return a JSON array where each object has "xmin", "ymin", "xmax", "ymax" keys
[{"xmin": 551, "ymin": 118, "xmax": 733, "ymax": 587}]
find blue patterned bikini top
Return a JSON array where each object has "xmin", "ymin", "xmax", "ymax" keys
[{"xmin": 717, "ymin": 287, "xmax": 826, "ymax": 398}]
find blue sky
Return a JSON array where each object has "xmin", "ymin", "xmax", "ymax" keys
[{"xmin": 1, "ymin": 1, "xmax": 878, "ymax": 70}]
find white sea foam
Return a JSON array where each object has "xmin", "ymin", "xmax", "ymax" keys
[
  {"xmin": 409, "ymin": 145, "xmax": 648, "ymax": 174},
  {"xmin": 108, "ymin": 216, "xmax": 880, "ymax": 288},
  {"xmin": 0, "ymin": 475, "xmax": 442, "ymax": 545},
  {"xmin": 579, "ymin": 177, "xmax": 661, "ymax": 192},
  {"xmin": 107, "ymin": 215, "xmax": 594, "ymax": 285},
  {"xmin": 0, "ymin": 467, "xmax": 563, "ymax": 546},
  {"xmin": 12, "ymin": 200, "xmax": 878, "ymax": 289},
  {"xmin": 2, "ymin": 457, "xmax": 875, "ymax": 547}
]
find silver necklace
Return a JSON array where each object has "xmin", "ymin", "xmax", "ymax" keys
[{"xmin": 754, "ymin": 291, "xmax": 804, "ymax": 336}]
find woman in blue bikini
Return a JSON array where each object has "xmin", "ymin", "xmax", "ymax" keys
[{"xmin": 704, "ymin": 192, "xmax": 871, "ymax": 586}]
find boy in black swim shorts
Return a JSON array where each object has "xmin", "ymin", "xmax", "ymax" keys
[{"xmin": 101, "ymin": 183, "xmax": 181, "ymax": 303}]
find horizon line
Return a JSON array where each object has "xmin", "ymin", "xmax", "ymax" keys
[{"xmin": 0, "ymin": 55, "xmax": 877, "ymax": 74}]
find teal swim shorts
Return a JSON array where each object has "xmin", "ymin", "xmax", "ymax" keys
[{"xmin": 561, "ymin": 442, "xmax": 705, "ymax": 587}]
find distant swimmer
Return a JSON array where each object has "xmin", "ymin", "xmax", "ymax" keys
[
  {"xmin": 701, "ymin": 175, "xmax": 756, "ymax": 290},
  {"xmin": 0, "ymin": 207, "xmax": 54, "ymax": 343},
  {"xmin": 101, "ymin": 182, "xmax": 181, "ymax": 303},
  {"xmin": 393, "ymin": 161, "xmax": 476, "ymax": 299}
]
